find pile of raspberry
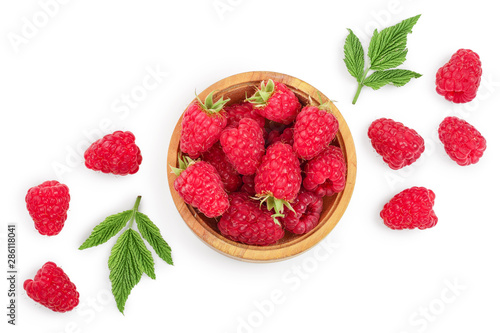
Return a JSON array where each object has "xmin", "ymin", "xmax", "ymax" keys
[
  {"xmin": 369, "ymin": 49, "xmax": 487, "ymax": 231},
  {"xmin": 24, "ymin": 129, "xmax": 143, "ymax": 313},
  {"xmin": 173, "ymin": 80, "xmax": 347, "ymax": 246}
]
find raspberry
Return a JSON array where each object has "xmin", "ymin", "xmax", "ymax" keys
[
  {"xmin": 436, "ymin": 49, "xmax": 482, "ymax": 103},
  {"xmin": 438, "ymin": 116, "xmax": 486, "ymax": 166},
  {"xmin": 84, "ymin": 131, "xmax": 142, "ymax": 175},
  {"xmin": 241, "ymin": 174, "xmax": 256, "ymax": 196},
  {"xmin": 278, "ymin": 127, "xmax": 294, "ymax": 146},
  {"xmin": 173, "ymin": 157, "xmax": 229, "ymax": 218},
  {"xmin": 254, "ymin": 142, "xmax": 301, "ymax": 215},
  {"xmin": 225, "ymin": 102, "xmax": 265, "ymax": 128},
  {"xmin": 201, "ymin": 143, "xmax": 241, "ymax": 192},
  {"xmin": 303, "ymin": 145, "xmax": 346, "ymax": 197},
  {"xmin": 266, "ymin": 130, "xmax": 280, "ymax": 146},
  {"xmin": 24, "ymin": 262, "xmax": 79, "ymax": 312},
  {"xmin": 220, "ymin": 118, "xmax": 265, "ymax": 175},
  {"xmin": 266, "ymin": 127, "xmax": 294, "ymax": 147},
  {"xmin": 293, "ymin": 105, "xmax": 339, "ymax": 160},
  {"xmin": 25, "ymin": 181, "xmax": 70, "ymax": 236},
  {"xmin": 180, "ymin": 91, "xmax": 229, "ymax": 158},
  {"xmin": 218, "ymin": 192, "xmax": 284, "ymax": 246},
  {"xmin": 368, "ymin": 118, "xmax": 425, "ymax": 170},
  {"xmin": 247, "ymin": 80, "xmax": 301, "ymax": 125},
  {"xmin": 280, "ymin": 190, "xmax": 323, "ymax": 234},
  {"xmin": 266, "ymin": 130, "xmax": 281, "ymax": 146},
  {"xmin": 380, "ymin": 187, "xmax": 437, "ymax": 230}
]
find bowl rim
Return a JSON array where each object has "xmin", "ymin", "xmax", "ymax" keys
[{"xmin": 167, "ymin": 71, "xmax": 357, "ymax": 262}]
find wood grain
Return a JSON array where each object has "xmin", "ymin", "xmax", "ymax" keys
[{"xmin": 167, "ymin": 71, "xmax": 357, "ymax": 262}]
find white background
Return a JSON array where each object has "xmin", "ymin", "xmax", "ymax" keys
[{"xmin": 2, "ymin": 0, "xmax": 500, "ymax": 332}]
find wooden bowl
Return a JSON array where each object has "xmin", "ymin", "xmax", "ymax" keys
[{"xmin": 167, "ymin": 71, "xmax": 356, "ymax": 262}]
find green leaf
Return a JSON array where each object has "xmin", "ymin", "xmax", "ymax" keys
[
  {"xmin": 79, "ymin": 210, "xmax": 133, "ymax": 250},
  {"xmin": 364, "ymin": 69, "xmax": 422, "ymax": 90},
  {"xmin": 82, "ymin": 196, "xmax": 173, "ymax": 315},
  {"xmin": 367, "ymin": 14, "xmax": 421, "ymax": 71},
  {"xmin": 129, "ymin": 229, "xmax": 156, "ymax": 279},
  {"xmin": 343, "ymin": 29, "xmax": 365, "ymax": 82},
  {"xmin": 136, "ymin": 212, "xmax": 173, "ymax": 266},
  {"xmin": 108, "ymin": 229, "xmax": 144, "ymax": 314}
]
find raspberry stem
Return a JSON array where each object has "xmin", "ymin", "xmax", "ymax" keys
[
  {"xmin": 170, "ymin": 154, "xmax": 195, "ymax": 176},
  {"xmin": 246, "ymin": 80, "xmax": 275, "ymax": 107},
  {"xmin": 315, "ymin": 91, "xmax": 331, "ymax": 111},
  {"xmin": 195, "ymin": 90, "xmax": 230, "ymax": 114},
  {"xmin": 255, "ymin": 195, "xmax": 295, "ymax": 225}
]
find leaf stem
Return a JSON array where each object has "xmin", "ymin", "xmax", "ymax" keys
[
  {"xmin": 128, "ymin": 196, "xmax": 142, "ymax": 229},
  {"xmin": 352, "ymin": 83, "xmax": 363, "ymax": 105},
  {"xmin": 352, "ymin": 67, "xmax": 371, "ymax": 105}
]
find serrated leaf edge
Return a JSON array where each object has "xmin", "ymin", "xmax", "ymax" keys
[
  {"xmin": 128, "ymin": 229, "xmax": 156, "ymax": 280},
  {"xmin": 135, "ymin": 212, "xmax": 174, "ymax": 266},
  {"xmin": 367, "ymin": 14, "xmax": 421, "ymax": 70},
  {"xmin": 363, "ymin": 69, "xmax": 422, "ymax": 90},
  {"xmin": 343, "ymin": 29, "xmax": 365, "ymax": 82},
  {"xmin": 79, "ymin": 210, "xmax": 133, "ymax": 250},
  {"xmin": 108, "ymin": 229, "xmax": 143, "ymax": 314}
]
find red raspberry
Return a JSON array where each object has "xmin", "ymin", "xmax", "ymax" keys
[
  {"xmin": 218, "ymin": 192, "xmax": 284, "ymax": 246},
  {"xmin": 293, "ymin": 105, "xmax": 339, "ymax": 160},
  {"xmin": 241, "ymin": 174, "xmax": 256, "ymax": 196},
  {"xmin": 436, "ymin": 49, "xmax": 482, "ymax": 103},
  {"xmin": 173, "ymin": 157, "xmax": 229, "ymax": 218},
  {"xmin": 303, "ymin": 145, "xmax": 346, "ymax": 197},
  {"xmin": 266, "ymin": 127, "xmax": 294, "ymax": 147},
  {"xmin": 368, "ymin": 118, "xmax": 425, "ymax": 170},
  {"xmin": 84, "ymin": 131, "xmax": 142, "ymax": 175},
  {"xmin": 381, "ymin": 187, "xmax": 437, "ymax": 230},
  {"xmin": 180, "ymin": 91, "xmax": 229, "ymax": 158},
  {"xmin": 278, "ymin": 127, "xmax": 294, "ymax": 145},
  {"xmin": 24, "ymin": 262, "xmax": 79, "ymax": 312},
  {"xmin": 247, "ymin": 80, "xmax": 301, "ymax": 125},
  {"xmin": 201, "ymin": 143, "xmax": 241, "ymax": 192},
  {"xmin": 266, "ymin": 130, "xmax": 281, "ymax": 147},
  {"xmin": 254, "ymin": 142, "xmax": 301, "ymax": 215},
  {"xmin": 25, "ymin": 181, "xmax": 70, "ymax": 236},
  {"xmin": 266, "ymin": 130, "xmax": 281, "ymax": 146},
  {"xmin": 225, "ymin": 102, "xmax": 265, "ymax": 128},
  {"xmin": 280, "ymin": 190, "xmax": 323, "ymax": 234},
  {"xmin": 220, "ymin": 118, "xmax": 265, "ymax": 175},
  {"xmin": 438, "ymin": 116, "xmax": 486, "ymax": 166}
]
